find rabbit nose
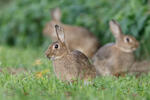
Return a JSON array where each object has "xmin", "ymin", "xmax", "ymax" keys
[
  {"xmin": 45, "ymin": 53, "xmax": 51, "ymax": 59},
  {"xmin": 47, "ymin": 56, "xmax": 51, "ymax": 60},
  {"xmin": 45, "ymin": 51, "xmax": 50, "ymax": 56},
  {"xmin": 45, "ymin": 50, "xmax": 52, "ymax": 60}
]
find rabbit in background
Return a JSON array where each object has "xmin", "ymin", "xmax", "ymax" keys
[
  {"xmin": 92, "ymin": 20, "xmax": 139, "ymax": 76},
  {"xmin": 45, "ymin": 25, "xmax": 96, "ymax": 81},
  {"xmin": 43, "ymin": 8, "xmax": 100, "ymax": 58},
  {"xmin": 129, "ymin": 60, "xmax": 150, "ymax": 76}
]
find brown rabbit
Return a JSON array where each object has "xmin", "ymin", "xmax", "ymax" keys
[
  {"xmin": 45, "ymin": 25, "xmax": 96, "ymax": 81},
  {"xmin": 43, "ymin": 8, "xmax": 100, "ymax": 58},
  {"xmin": 129, "ymin": 60, "xmax": 150, "ymax": 76},
  {"xmin": 92, "ymin": 20, "xmax": 139, "ymax": 76}
]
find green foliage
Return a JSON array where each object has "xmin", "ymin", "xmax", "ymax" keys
[
  {"xmin": 0, "ymin": 0, "xmax": 150, "ymax": 57},
  {"xmin": 0, "ymin": 46, "xmax": 150, "ymax": 100}
]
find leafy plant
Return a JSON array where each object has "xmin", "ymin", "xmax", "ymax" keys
[{"xmin": 0, "ymin": 0, "xmax": 150, "ymax": 58}]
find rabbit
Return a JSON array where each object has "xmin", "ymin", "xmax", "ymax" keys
[
  {"xmin": 45, "ymin": 25, "xmax": 96, "ymax": 81},
  {"xmin": 92, "ymin": 20, "xmax": 139, "ymax": 76},
  {"xmin": 128, "ymin": 60, "xmax": 150, "ymax": 76},
  {"xmin": 43, "ymin": 8, "xmax": 100, "ymax": 58}
]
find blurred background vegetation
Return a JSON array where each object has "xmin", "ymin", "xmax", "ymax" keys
[{"xmin": 0, "ymin": 0, "xmax": 150, "ymax": 59}]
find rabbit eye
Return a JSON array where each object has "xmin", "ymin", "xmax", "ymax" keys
[
  {"xmin": 126, "ymin": 38, "xmax": 130, "ymax": 42},
  {"xmin": 124, "ymin": 37, "xmax": 131, "ymax": 43},
  {"xmin": 54, "ymin": 44, "xmax": 59, "ymax": 49}
]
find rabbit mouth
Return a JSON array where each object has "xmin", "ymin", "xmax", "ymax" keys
[
  {"xmin": 47, "ymin": 53, "xmax": 66, "ymax": 60},
  {"xmin": 46, "ymin": 54, "xmax": 53, "ymax": 60},
  {"xmin": 51, "ymin": 54, "xmax": 66, "ymax": 60},
  {"xmin": 46, "ymin": 55, "xmax": 55, "ymax": 60},
  {"xmin": 46, "ymin": 56, "xmax": 55, "ymax": 61},
  {"xmin": 47, "ymin": 55, "xmax": 59, "ymax": 60},
  {"xmin": 51, "ymin": 56, "xmax": 55, "ymax": 60},
  {"xmin": 119, "ymin": 47, "xmax": 135, "ymax": 53},
  {"xmin": 46, "ymin": 56, "xmax": 51, "ymax": 60}
]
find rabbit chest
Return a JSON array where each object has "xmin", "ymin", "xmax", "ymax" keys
[
  {"xmin": 52, "ymin": 55, "xmax": 79, "ymax": 81},
  {"xmin": 111, "ymin": 48, "xmax": 135, "ymax": 73}
]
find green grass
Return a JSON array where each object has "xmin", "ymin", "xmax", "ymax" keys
[{"xmin": 0, "ymin": 46, "xmax": 150, "ymax": 100}]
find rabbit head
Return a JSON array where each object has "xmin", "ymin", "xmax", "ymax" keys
[
  {"xmin": 109, "ymin": 20, "xmax": 139, "ymax": 53},
  {"xmin": 43, "ymin": 8, "xmax": 62, "ymax": 39},
  {"xmin": 45, "ymin": 25, "xmax": 69, "ymax": 60}
]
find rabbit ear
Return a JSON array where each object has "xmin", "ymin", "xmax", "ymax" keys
[
  {"xmin": 55, "ymin": 25, "xmax": 65, "ymax": 43},
  {"xmin": 109, "ymin": 20, "xmax": 122, "ymax": 39},
  {"xmin": 51, "ymin": 8, "xmax": 61, "ymax": 21}
]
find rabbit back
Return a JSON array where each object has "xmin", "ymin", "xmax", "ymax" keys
[
  {"xmin": 129, "ymin": 61, "xmax": 150, "ymax": 75},
  {"xmin": 71, "ymin": 50, "xmax": 97, "ymax": 79},
  {"xmin": 53, "ymin": 50, "xmax": 96, "ymax": 81},
  {"xmin": 92, "ymin": 43, "xmax": 135, "ymax": 76}
]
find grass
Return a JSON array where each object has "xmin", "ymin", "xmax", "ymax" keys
[{"xmin": 0, "ymin": 45, "xmax": 150, "ymax": 100}]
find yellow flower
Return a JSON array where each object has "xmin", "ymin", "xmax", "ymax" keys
[
  {"xmin": 33, "ymin": 59, "xmax": 42, "ymax": 66},
  {"xmin": 35, "ymin": 69, "xmax": 50, "ymax": 78},
  {"xmin": 35, "ymin": 72, "xmax": 43, "ymax": 78}
]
